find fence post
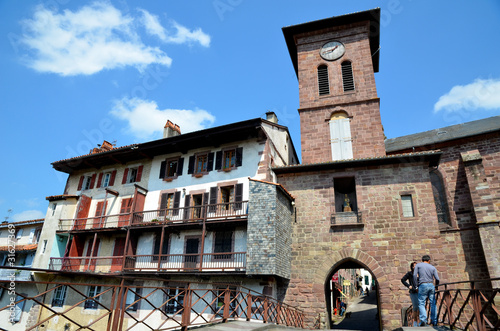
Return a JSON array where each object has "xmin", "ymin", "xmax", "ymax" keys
[
  {"xmin": 246, "ymin": 294, "xmax": 252, "ymax": 321},
  {"xmin": 263, "ymin": 297, "xmax": 268, "ymax": 323},
  {"xmin": 110, "ymin": 280, "xmax": 126, "ymax": 331},
  {"xmin": 181, "ymin": 285, "xmax": 192, "ymax": 331},
  {"xmin": 470, "ymin": 282, "xmax": 485, "ymax": 331},
  {"xmin": 223, "ymin": 288, "xmax": 230, "ymax": 322}
]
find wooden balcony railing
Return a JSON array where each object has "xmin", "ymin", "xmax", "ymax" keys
[
  {"xmin": 58, "ymin": 201, "xmax": 249, "ymax": 231},
  {"xmin": 58, "ymin": 213, "xmax": 130, "ymax": 231},
  {"xmin": 123, "ymin": 252, "xmax": 246, "ymax": 272},
  {"xmin": 131, "ymin": 201, "xmax": 248, "ymax": 226},
  {"xmin": 0, "ymin": 278, "xmax": 305, "ymax": 330},
  {"xmin": 49, "ymin": 256, "xmax": 124, "ymax": 273}
]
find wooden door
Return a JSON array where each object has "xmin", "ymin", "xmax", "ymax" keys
[
  {"xmin": 84, "ymin": 238, "xmax": 100, "ymax": 272},
  {"xmin": 110, "ymin": 237, "xmax": 125, "ymax": 272},
  {"xmin": 93, "ymin": 201, "xmax": 107, "ymax": 229},
  {"xmin": 184, "ymin": 237, "xmax": 200, "ymax": 270}
]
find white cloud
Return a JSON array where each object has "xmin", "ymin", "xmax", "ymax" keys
[
  {"xmin": 110, "ymin": 97, "xmax": 216, "ymax": 140},
  {"xmin": 139, "ymin": 9, "xmax": 210, "ymax": 47},
  {"xmin": 18, "ymin": 2, "xmax": 210, "ymax": 76},
  {"xmin": 11, "ymin": 210, "xmax": 45, "ymax": 222},
  {"xmin": 434, "ymin": 78, "xmax": 500, "ymax": 113}
]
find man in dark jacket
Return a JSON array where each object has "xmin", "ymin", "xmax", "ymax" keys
[
  {"xmin": 401, "ymin": 261, "xmax": 419, "ymax": 327},
  {"xmin": 414, "ymin": 255, "xmax": 440, "ymax": 326}
]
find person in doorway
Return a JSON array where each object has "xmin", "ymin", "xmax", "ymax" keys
[
  {"xmin": 414, "ymin": 255, "xmax": 440, "ymax": 326},
  {"xmin": 339, "ymin": 301, "xmax": 346, "ymax": 316},
  {"xmin": 401, "ymin": 261, "xmax": 419, "ymax": 327}
]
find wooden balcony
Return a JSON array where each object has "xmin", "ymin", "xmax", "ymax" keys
[
  {"xmin": 123, "ymin": 252, "xmax": 246, "ymax": 273},
  {"xmin": 49, "ymin": 252, "xmax": 246, "ymax": 274},
  {"xmin": 58, "ymin": 213, "xmax": 130, "ymax": 231},
  {"xmin": 131, "ymin": 201, "xmax": 249, "ymax": 227},
  {"xmin": 57, "ymin": 201, "xmax": 248, "ymax": 232},
  {"xmin": 49, "ymin": 256, "xmax": 124, "ymax": 273}
]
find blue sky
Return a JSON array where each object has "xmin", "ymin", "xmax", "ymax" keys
[{"xmin": 1, "ymin": 0, "xmax": 499, "ymax": 222}]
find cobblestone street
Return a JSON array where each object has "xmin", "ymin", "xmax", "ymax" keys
[{"xmin": 331, "ymin": 293, "xmax": 379, "ymax": 331}]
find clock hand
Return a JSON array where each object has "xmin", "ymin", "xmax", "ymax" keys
[{"xmin": 322, "ymin": 45, "xmax": 339, "ymax": 55}]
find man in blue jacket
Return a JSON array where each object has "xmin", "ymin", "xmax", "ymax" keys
[{"xmin": 413, "ymin": 255, "xmax": 440, "ymax": 326}]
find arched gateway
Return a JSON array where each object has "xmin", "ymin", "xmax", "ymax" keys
[{"xmin": 319, "ymin": 248, "xmax": 384, "ymax": 329}]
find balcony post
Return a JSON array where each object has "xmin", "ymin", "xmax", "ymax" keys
[
  {"xmin": 158, "ymin": 226, "xmax": 165, "ymax": 271},
  {"xmin": 199, "ymin": 207, "xmax": 207, "ymax": 272},
  {"xmin": 121, "ymin": 229, "xmax": 131, "ymax": 271},
  {"xmin": 88, "ymin": 233, "xmax": 98, "ymax": 270}
]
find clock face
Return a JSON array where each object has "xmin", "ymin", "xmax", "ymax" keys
[{"xmin": 320, "ymin": 41, "xmax": 345, "ymax": 61}]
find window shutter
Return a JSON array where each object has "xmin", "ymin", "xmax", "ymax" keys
[
  {"xmin": 329, "ymin": 120, "xmax": 342, "ymax": 161},
  {"xmin": 177, "ymin": 158, "xmax": 184, "ymax": 176},
  {"xmin": 159, "ymin": 161, "xmax": 166, "ymax": 179},
  {"xmin": 122, "ymin": 168, "xmax": 129, "ymax": 184},
  {"xmin": 183, "ymin": 195, "xmax": 191, "ymax": 219},
  {"xmin": 187, "ymin": 156, "xmax": 195, "ymax": 174},
  {"xmin": 235, "ymin": 147, "xmax": 243, "ymax": 167},
  {"xmin": 159, "ymin": 194, "xmax": 168, "ymax": 217},
  {"xmin": 318, "ymin": 65, "xmax": 330, "ymax": 95},
  {"xmin": 207, "ymin": 152, "xmax": 214, "ymax": 172},
  {"xmin": 339, "ymin": 118, "xmax": 353, "ymax": 159},
  {"xmin": 77, "ymin": 176, "xmax": 84, "ymax": 191},
  {"xmin": 215, "ymin": 151, "xmax": 222, "ymax": 170},
  {"xmin": 89, "ymin": 174, "xmax": 96, "ymax": 189},
  {"xmin": 96, "ymin": 173, "xmax": 103, "ymax": 188},
  {"xmin": 173, "ymin": 191, "xmax": 181, "ymax": 216},
  {"xmin": 341, "ymin": 61, "xmax": 355, "ymax": 92},
  {"xmin": 109, "ymin": 170, "xmax": 117, "ymax": 186},
  {"xmin": 234, "ymin": 183, "xmax": 243, "ymax": 210},
  {"xmin": 209, "ymin": 187, "xmax": 218, "ymax": 212},
  {"xmin": 136, "ymin": 165, "xmax": 143, "ymax": 182},
  {"xmin": 202, "ymin": 192, "xmax": 209, "ymax": 217}
]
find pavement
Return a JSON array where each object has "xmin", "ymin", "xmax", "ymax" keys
[{"xmin": 331, "ymin": 293, "xmax": 379, "ymax": 331}]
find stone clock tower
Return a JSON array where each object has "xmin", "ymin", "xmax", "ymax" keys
[{"xmin": 283, "ymin": 8, "xmax": 385, "ymax": 164}]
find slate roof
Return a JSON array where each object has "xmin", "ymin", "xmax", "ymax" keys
[{"xmin": 386, "ymin": 115, "xmax": 500, "ymax": 153}]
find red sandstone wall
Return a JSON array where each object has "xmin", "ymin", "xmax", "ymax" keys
[{"xmin": 277, "ymin": 162, "xmax": 481, "ymax": 329}]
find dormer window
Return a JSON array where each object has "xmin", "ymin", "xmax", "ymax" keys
[{"xmin": 318, "ymin": 65, "xmax": 330, "ymax": 96}]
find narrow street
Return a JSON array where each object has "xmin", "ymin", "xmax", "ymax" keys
[{"xmin": 331, "ymin": 293, "xmax": 379, "ymax": 331}]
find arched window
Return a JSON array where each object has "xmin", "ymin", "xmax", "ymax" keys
[
  {"xmin": 317, "ymin": 65, "xmax": 330, "ymax": 96},
  {"xmin": 329, "ymin": 112, "xmax": 353, "ymax": 161},
  {"xmin": 430, "ymin": 169, "xmax": 451, "ymax": 226},
  {"xmin": 341, "ymin": 61, "xmax": 355, "ymax": 92}
]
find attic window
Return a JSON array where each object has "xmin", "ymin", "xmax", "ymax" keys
[
  {"xmin": 341, "ymin": 61, "xmax": 355, "ymax": 92},
  {"xmin": 318, "ymin": 65, "xmax": 330, "ymax": 96}
]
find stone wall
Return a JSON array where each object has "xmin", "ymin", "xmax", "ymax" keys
[
  {"xmin": 277, "ymin": 161, "xmax": 484, "ymax": 329},
  {"xmin": 247, "ymin": 180, "xmax": 293, "ymax": 280}
]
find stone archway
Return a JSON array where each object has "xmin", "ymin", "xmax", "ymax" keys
[{"xmin": 317, "ymin": 248, "xmax": 386, "ymax": 329}]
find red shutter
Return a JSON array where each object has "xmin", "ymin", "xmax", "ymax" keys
[
  {"xmin": 96, "ymin": 173, "xmax": 103, "ymax": 188},
  {"xmin": 122, "ymin": 168, "xmax": 129, "ymax": 184},
  {"xmin": 136, "ymin": 165, "xmax": 143, "ymax": 182},
  {"xmin": 77, "ymin": 176, "xmax": 84, "ymax": 191},
  {"xmin": 89, "ymin": 174, "xmax": 96, "ymax": 189},
  {"xmin": 109, "ymin": 170, "xmax": 117, "ymax": 186}
]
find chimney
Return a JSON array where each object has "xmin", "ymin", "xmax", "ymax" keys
[
  {"xmin": 265, "ymin": 111, "xmax": 278, "ymax": 124},
  {"xmin": 90, "ymin": 140, "xmax": 115, "ymax": 154},
  {"xmin": 163, "ymin": 120, "xmax": 181, "ymax": 138}
]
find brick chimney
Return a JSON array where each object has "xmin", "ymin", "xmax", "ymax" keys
[
  {"xmin": 266, "ymin": 111, "xmax": 278, "ymax": 124},
  {"xmin": 163, "ymin": 120, "xmax": 181, "ymax": 138},
  {"xmin": 90, "ymin": 140, "xmax": 115, "ymax": 154}
]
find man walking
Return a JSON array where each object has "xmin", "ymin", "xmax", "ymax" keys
[{"xmin": 413, "ymin": 255, "xmax": 440, "ymax": 326}]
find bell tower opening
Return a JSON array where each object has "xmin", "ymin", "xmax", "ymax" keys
[{"xmin": 325, "ymin": 258, "xmax": 380, "ymax": 330}]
